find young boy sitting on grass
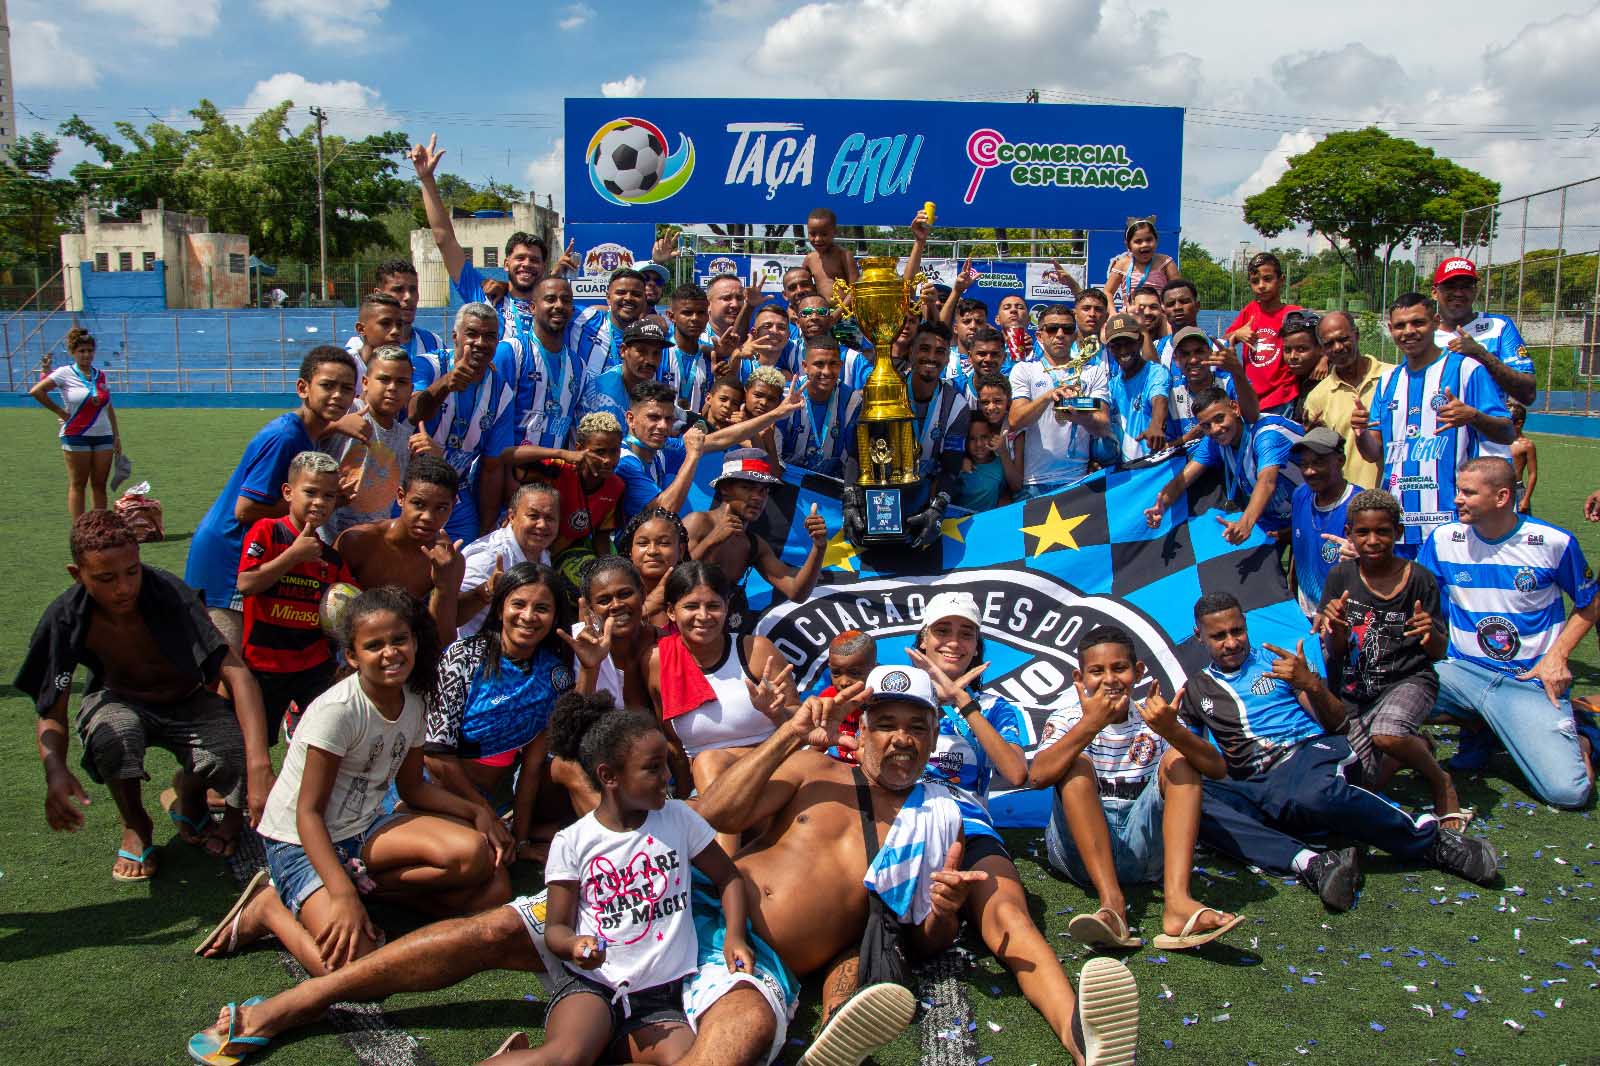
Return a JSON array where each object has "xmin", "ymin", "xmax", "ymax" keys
[
  {"xmin": 1031, "ymin": 625, "xmax": 1242, "ymax": 951},
  {"xmin": 238, "ymin": 452, "xmax": 358, "ymax": 745},
  {"xmin": 1315, "ymin": 488, "xmax": 1461, "ymax": 825},
  {"xmin": 17, "ymin": 510, "xmax": 273, "ymax": 879}
]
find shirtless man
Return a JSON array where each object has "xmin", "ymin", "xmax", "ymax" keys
[
  {"xmin": 186, "ymin": 675, "xmax": 1140, "ymax": 1066},
  {"xmin": 685, "ymin": 449, "xmax": 828, "ymax": 610},
  {"xmin": 333, "ymin": 453, "xmax": 466, "ymax": 640}
]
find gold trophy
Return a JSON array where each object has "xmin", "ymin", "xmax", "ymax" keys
[{"xmin": 833, "ymin": 254, "xmax": 926, "ymax": 546}]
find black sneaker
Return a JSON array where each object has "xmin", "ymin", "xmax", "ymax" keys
[
  {"xmin": 1298, "ymin": 846, "xmax": 1361, "ymax": 911},
  {"xmin": 1426, "ymin": 828, "xmax": 1499, "ymax": 886}
]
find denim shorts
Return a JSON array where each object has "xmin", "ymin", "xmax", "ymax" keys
[
  {"xmin": 263, "ymin": 808, "xmax": 406, "ymax": 916},
  {"xmin": 547, "ymin": 967, "xmax": 687, "ymax": 1040},
  {"xmin": 1045, "ymin": 776, "xmax": 1166, "ymax": 887},
  {"xmin": 61, "ymin": 433, "xmax": 114, "ymax": 453}
]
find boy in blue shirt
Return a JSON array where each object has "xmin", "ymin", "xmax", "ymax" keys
[
  {"xmin": 776, "ymin": 338, "xmax": 860, "ymax": 479},
  {"xmin": 1143, "ymin": 386, "xmax": 1303, "ymax": 545},
  {"xmin": 186, "ymin": 346, "xmax": 358, "ymax": 647}
]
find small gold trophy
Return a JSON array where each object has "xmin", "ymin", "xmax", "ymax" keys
[{"xmin": 833, "ymin": 254, "xmax": 926, "ymax": 545}]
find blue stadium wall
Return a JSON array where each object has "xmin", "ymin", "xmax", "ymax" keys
[{"xmin": 80, "ymin": 260, "xmax": 168, "ymax": 314}]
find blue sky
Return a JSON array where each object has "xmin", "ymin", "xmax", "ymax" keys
[{"xmin": 11, "ymin": 0, "xmax": 1600, "ymax": 257}]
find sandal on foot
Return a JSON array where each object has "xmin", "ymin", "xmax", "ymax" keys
[
  {"xmin": 1067, "ymin": 908, "xmax": 1142, "ymax": 949},
  {"xmin": 195, "ymin": 869, "xmax": 270, "ymax": 957},
  {"xmin": 186, "ymin": 997, "xmax": 269, "ymax": 1065},
  {"xmin": 1438, "ymin": 809, "xmax": 1476, "ymax": 831},
  {"xmin": 798, "ymin": 983, "xmax": 917, "ymax": 1066},
  {"xmin": 161, "ymin": 787, "xmax": 211, "ymax": 845},
  {"xmin": 1152, "ymin": 907, "xmax": 1245, "ymax": 950},
  {"xmin": 492, "ymin": 1032, "xmax": 530, "ymax": 1057},
  {"xmin": 1073, "ymin": 956, "xmax": 1140, "ymax": 1066},
  {"xmin": 112, "ymin": 845, "xmax": 157, "ymax": 882}
]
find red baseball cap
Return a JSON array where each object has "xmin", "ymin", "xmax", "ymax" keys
[{"xmin": 1433, "ymin": 257, "xmax": 1478, "ymax": 285}]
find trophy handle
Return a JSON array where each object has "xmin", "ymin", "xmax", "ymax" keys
[{"xmin": 832, "ymin": 279, "xmax": 856, "ymax": 322}]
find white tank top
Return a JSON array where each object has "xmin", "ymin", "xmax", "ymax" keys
[{"xmin": 672, "ymin": 637, "xmax": 775, "ymax": 756}]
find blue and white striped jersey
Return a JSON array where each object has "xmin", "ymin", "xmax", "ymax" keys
[
  {"xmin": 1189, "ymin": 415, "xmax": 1305, "ymax": 532},
  {"xmin": 1418, "ymin": 516, "xmax": 1597, "ymax": 684},
  {"xmin": 1369, "ymin": 350, "xmax": 1510, "ymax": 545},
  {"xmin": 498, "ymin": 335, "xmax": 584, "ymax": 448},
  {"xmin": 1435, "ymin": 313, "xmax": 1532, "ymax": 375}
]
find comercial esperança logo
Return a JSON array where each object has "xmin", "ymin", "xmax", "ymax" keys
[{"xmin": 587, "ymin": 117, "xmax": 695, "ymax": 207}]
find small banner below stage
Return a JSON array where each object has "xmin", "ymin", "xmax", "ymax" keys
[{"xmin": 687, "ymin": 454, "xmax": 1314, "ymax": 828}]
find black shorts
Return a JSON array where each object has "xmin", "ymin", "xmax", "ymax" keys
[
  {"xmin": 546, "ymin": 967, "xmax": 687, "ymax": 1043},
  {"xmin": 960, "ymin": 831, "xmax": 1012, "ymax": 870}
]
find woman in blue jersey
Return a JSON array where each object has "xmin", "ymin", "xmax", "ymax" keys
[
  {"xmin": 29, "ymin": 326, "xmax": 122, "ymax": 518},
  {"xmin": 423, "ymin": 562, "xmax": 575, "ymax": 861},
  {"xmin": 900, "ymin": 590, "xmax": 1088, "ymax": 1049}
]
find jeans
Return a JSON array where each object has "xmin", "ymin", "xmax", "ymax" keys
[
  {"xmin": 1045, "ymin": 777, "xmax": 1166, "ymax": 887},
  {"xmin": 1433, "ymin": 659, "xmax": 1591, "ymax": 809}
]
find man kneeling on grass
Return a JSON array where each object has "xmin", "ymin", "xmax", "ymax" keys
[
  {"xmin": 1031, "ymin": 625, "xmax": 1243, "ymax": 951},
  {"xmin": 16, "ymin": 510, "xmax": 273, "ymax": 880}
]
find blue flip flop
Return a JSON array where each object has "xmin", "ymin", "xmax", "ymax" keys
[
  {"xmin": 187, "ymin": 997, "xmax": 269, "ymax": 1065},
  {"xmin": 112, "ymin": 845, "xmax": 156, "ymax": 882}
]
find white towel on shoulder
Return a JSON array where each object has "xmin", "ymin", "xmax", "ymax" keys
[{"xmin": 862, "ymin": 779, "xmax": 963, "ymax": 925}]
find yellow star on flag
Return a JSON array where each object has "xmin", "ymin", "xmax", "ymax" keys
[
  {"xmin": 1021, "ymin": 502, "xmax": 1090, "ymax": 555},
  {"xmin": 940, "ymin": 514, "xmax": 972, "ymax": 544},
  {"xmin": 821, "ymin": 527, "xmax": 860, "ymax": 573}
]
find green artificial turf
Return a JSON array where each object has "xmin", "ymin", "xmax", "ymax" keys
[{"xmin": 1, "ymin": 410, "xmax": 1598, "ymax": 1066}]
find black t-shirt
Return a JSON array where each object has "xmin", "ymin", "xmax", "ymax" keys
[{"xmin": 1319, "ymin": 560, "xmax": 1443, "ymax": 704}]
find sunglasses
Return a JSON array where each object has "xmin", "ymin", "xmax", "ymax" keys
[
  {"xmin": 1038, "ymin": 324, "xmax": 1075, "ymax": 334},
  {"xmin": 797, "ymin": 307, "xmax": 832, "ymax": 318}
]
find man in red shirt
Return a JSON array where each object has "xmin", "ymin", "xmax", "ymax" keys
[
  {"xmin": 1225, "ymin": 252, "xmax": 1302, "ymax": 416},
  {"xmin": 237, "ymin": 452, "xmax": 354, "ymax": 744}
]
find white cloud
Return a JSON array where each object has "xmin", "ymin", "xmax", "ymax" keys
[
  {"xmin": 600, "ymin": 75, "xmax": 647, "ymax": 98},
  {"xmin": 1270, "ymin": 44, "xmax": 1411, "ymax": 111},
  {"xmin": 241, "ymin": 74, "xmax": 401, "ymax": 138},
  {"xmin": 525, "ymin": 137, "xmax": 566, "ymax": 212},
  {"xmin": 11, "ymin": 21, "xmax": 98, "ymax": 88},
  {"xmin": 83, "ymin": 0, "xmax": 219, "ymax": 44},
  {"xmin": 1231, "ymin": 129, "xmax": 1320, "ymax": 203},
  {"xmin": 559, "ymin": 2, "xmax": 595, "ymax": 29},
  {"xmin": 255, "ymin": 0, "xmax": 389, "ymax": 45}
]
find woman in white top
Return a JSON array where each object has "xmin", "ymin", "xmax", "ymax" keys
[
  {"xmin": 190, "ymin": 587, "xmax": 512, "ymax": 982},
  {"xmin": 646, "ymin": 562, "xmax": 794, "ymax": 797},
  {"xmin": 28, "ymin": 326, "xmax": 122, "ymax": 518}
]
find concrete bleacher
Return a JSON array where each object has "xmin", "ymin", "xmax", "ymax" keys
[{"xmin": 3, "ymin": 308, "xmax": 457, "ymax": 394}]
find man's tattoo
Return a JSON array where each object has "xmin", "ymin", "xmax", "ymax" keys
[{"xmin": 826, "ymin": 957, "xmax": 860, "ymax": 1005}]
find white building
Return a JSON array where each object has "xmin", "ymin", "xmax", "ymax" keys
[{"xmin": 411, "ymin": 197, "xmax": 561, "ymax": 307}]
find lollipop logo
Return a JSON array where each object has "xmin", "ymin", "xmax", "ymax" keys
[{"xmin": 965, "ymin": 128, "xmax": 1004, "ymax": 204}]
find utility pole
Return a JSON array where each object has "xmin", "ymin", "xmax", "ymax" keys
[{"xmin": 310, "ymin": 106, "xmax": 328, "ymax": 305}]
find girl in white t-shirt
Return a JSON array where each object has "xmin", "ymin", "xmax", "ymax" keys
[
  {"xmin": 194, "ymin": 587, "xmax": 513, "ymax": 976},
  {"xmin": 539, "ymin": 690, "xmax": 752, "ymax": 1066},
  {"xmin": 27, "ymin": 326, "xmax": 122, "ymax": 517}
]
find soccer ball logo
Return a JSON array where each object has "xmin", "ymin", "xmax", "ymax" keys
[{"xmin": 587, "ymin": 117, "xmax": 696, "ymax": 207}]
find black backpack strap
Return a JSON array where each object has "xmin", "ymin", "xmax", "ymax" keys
[{"xmin": 851, "ymin": 766, "xmax": 880, "ymax": 861}]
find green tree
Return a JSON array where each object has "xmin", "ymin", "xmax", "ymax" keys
[
  {"xmin": 1176, "ymin": 240, "xmax": 1232, "ymax": 308},
  {"xmin": 1243, "ymin": 127, "xmax": 1499, "ymax": 307},
  {"xmin": 60, "ymin": 101, "xmax": 413, "ymax": 261},
  {"xmin": 409, "ymin": 175, "xmax": 520, "ymax": 229},
  {"xmin": 0, "ymin": 134, "xmax": 81, "ymax": 278}
]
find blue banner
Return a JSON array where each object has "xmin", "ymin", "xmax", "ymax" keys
[
  {"xmin": 687, "ymin": 454, "xmax": 1311, "ymax": 827},
  {"xmin": 565, "ymin": 222, "xmax": 658, "ymax": 308},
  {"xmin": 566, "ymin": 98, "xmax": 1183, "ymax": 230}
]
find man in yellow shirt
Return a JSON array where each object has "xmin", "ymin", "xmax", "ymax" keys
[{"xmin": 1305, "ymin": 312, "xmax": 1388, "ymax": 488}]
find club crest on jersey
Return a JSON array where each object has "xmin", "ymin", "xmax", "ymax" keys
[
  {"xmin": 1250, "ymin": 674, "xmax": 1278, "ymax": 696},
  {"xmin": 1128, "ymin": 732, "xmax": 1158, "ymax": 766},
  {"xmin": 1475, "ymin": 615, "xmax": 1521, "ymax": 661},
  {"xmin": 551, "ymin": 665, "xmax": 575, "ymax": 692},
  {"xmin": 1320, "ymin": 538, "xmax": 1342, "ymax": 564},
  {"xmin": 1429, "ymin": 392, "xmax": 1449, "ymax": 411},
  {"xmin": 1513, "ymin": 566, "xmax": 1538, "ymax": 594},
  {"xmin": 570, "ymin": 509, "xmax": 592, "ymax": 533}
]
